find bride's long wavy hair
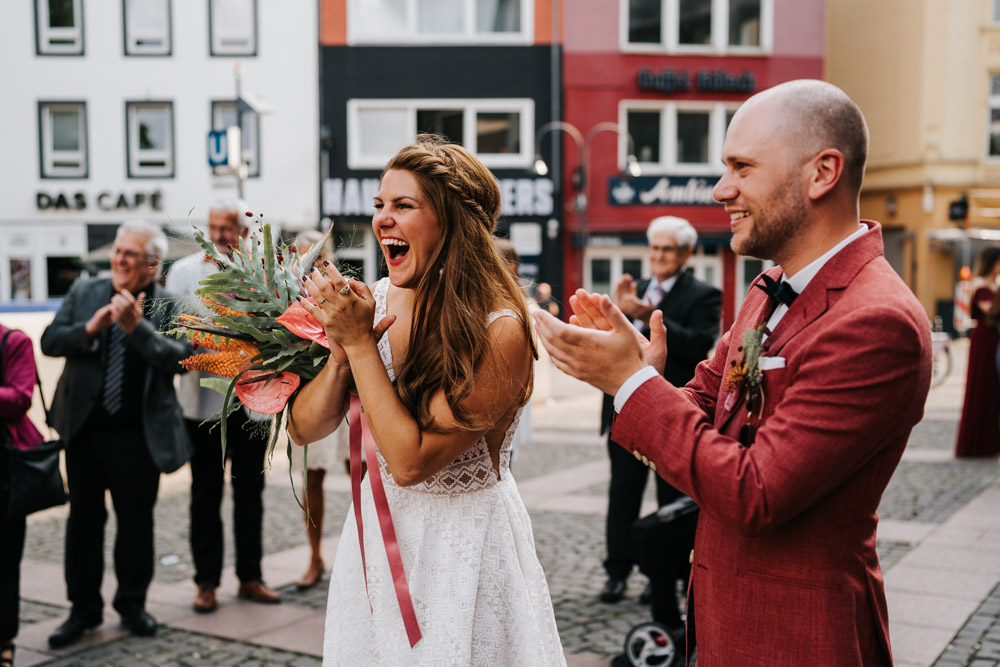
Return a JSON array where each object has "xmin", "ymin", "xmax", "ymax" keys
[{"xmin": 384, "ymin": 134, "xmax": 537, "ymax": 433}]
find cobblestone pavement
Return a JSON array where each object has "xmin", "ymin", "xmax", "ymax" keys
[
  {"xmin": 15, "ymin": 388, "xmax": 1000, "ymax": 665},
  {"xmin": 933, "ymin": 583, "xmax": 1000, "ymax": 667}
]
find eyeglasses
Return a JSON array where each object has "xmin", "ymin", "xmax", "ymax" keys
[
  {"xmin": 650, "ymin": 245, "xmax": 685, "ymax": 253},
  {"xmin": 112, "ymin": 248, "xmax": 159, "ymax": 265}
]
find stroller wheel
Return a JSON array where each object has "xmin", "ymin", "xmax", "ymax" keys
[{"xmin": 623, "ymin": 621, "xmax": 677, "ymax": 666}]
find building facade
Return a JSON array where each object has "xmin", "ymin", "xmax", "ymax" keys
[
  {"xmin": 560, "ymin": 0, "xmax": 824, "ymax": 327},
  {"xmin": 319, "ymin": 0, "xmax": 562, "ymax": 290},
  {"xmin": 828, "ymin": 0, "xmax": 1000, "ymax": 330},
  {"xmin": 0, "ymin": 0, "xmax": 318, "ymax": 305}
]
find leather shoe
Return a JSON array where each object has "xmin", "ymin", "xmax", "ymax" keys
[
  {"xmin": 48, "ymin": 615, "xmax": 100, "ymax": 648},
  {"xmin": 599, "ymin": 577, "xmax": 627, "ymax": 603},
  {"xmin": 193, "ymin": 585, "xmax": 218, "ymax": 613},
  {"xmin": 121, "ymin": 611, "xmax": 157, "ymax": 637},
  {"xmin": 238, "ymin": 580, "xmax": 281, "ymax": 604}
]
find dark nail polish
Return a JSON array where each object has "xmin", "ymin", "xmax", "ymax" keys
[{"xmin": 323, "ymin": 260, "xmax": 331, "ymax": 266}]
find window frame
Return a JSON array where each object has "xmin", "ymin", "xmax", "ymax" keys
[
  {"xmin": 208, "ymin": 0, "xmax": 258, "ymax": 57},
  {"xmin": 346, "ymin": 98, "xmax": 535, "ymax": 170},
  {"xmin": 619, "ymin": 0, "xmax": 773, "ymax": 55},
  {"xmin": 123, "ymin": 0, "xmax": 172, "ymax": 56},
  {"xmin": 125, "ymin": 101, "xmax": 175, "ymax": 179},
  {"xmin": 211, "ymin": 100, "xmax": 261, "ymax": 177},
  {"xmin": 347, "ymin": 0, "xmax": 532, "ymax": 45},
  {"xmin": 620, "ymin": 100, "xmax": 739, "ymax": 176},
  {"xmin": 38, "ymin": 101, "xmax": 89, "ymax": 179},
  {"xmin": 35, "ymin": 0, "xmax": 85, "ymax": 56}
]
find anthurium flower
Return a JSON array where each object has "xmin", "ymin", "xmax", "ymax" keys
[
  {"xmin": 235, "ymin": 370, "xmax": 301, "ymax": 414},
  {"xmin": 276, "ymin": 299, "xmax": 329, "ymax": 349}
]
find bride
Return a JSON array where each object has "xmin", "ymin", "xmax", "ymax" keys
[{"xmin": 288, "ymin": 135, "xmax": 567, "ymax": 666}]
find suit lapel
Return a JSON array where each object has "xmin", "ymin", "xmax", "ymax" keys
[
  {"xmin": 764, "ymin": 222, "xmax": 883, "ymax": 356},
  {"xmin": 716, "ymin": 221, "xmax": 885, "ymax": 435}
]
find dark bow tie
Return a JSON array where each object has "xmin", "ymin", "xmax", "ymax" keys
[{"xmin": 755, "ymin": 274, "xmax": 798, "ymax": 307}]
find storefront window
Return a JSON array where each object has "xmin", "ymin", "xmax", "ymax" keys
[{"xmin": 629, "ymin": 0, "xmax": 661, "ymax": 43}]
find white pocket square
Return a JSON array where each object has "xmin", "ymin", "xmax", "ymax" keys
[{"xmin": 759, "ymin": 356, "xmax": 786, "ymax": 370}]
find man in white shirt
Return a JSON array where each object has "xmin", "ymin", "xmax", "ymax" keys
[
  {"xmin": 165, "ymin": 201, "xmax": 281, "ymax": 613},
  {"xmin": 533, "ymin": 80, "xmax": 932, "ymax": 666}
]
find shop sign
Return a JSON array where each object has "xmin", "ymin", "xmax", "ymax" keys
[
  {"xmin": 323, "ymin": 177, "xmax": 554, "ymax": 217},
  {"xmin": 36, "ymin": 190, "xmax": 164, "ymax": 211},
  {"xmin": 637, "ymin": 67, "xmax": 756, "ymax": 95},
  {"xmin": 607, "ymin": 176, "xmax": 720, "ymax": 207}
]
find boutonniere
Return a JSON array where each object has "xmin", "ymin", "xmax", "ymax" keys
[{"xmin": 724, "ymin": 323, "xmax": 766, "ymax": 416}]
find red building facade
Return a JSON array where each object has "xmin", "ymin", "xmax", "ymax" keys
[{"xmin": 559, "ymin": 0, "xmax": 825, "ymax": 328}]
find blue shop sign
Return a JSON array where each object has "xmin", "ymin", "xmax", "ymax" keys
[{"xmin": 607, "ymin": 176, "xmax": 721, "ymax": 207}]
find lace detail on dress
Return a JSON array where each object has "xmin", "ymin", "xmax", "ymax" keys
[{"xmin": 371, "ymin": 279, "xmax": 522, "ymax": 495}]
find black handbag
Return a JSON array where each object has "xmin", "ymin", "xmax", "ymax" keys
[{"xmin": 1, "ymin": 329, "xmax": 68, "ymax": 519}]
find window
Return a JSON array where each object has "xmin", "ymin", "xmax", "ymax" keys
[
  {"xmin": 36, "ymin": 0, "xmax": 83, "ymax": 55},
  {"xmin": 994, "ymin": 0, "xmax": 1000, "ymax": 23},
  {"xmin": 623, "ymin": 101, "xmax": 736, "ymax": 175},
  {"xmin": 622, "ymin": 0, "xmax": 771, "ymax": 53},
  {"xmin": 212, "ymin": 101, "xmax": 260, "ymax": 176},
  {"xmin": 126, "ymin": 102, "xmax": 174, "ymax": 178},
  {"xmin": 349, "ymin": 0, "xmax": 529, "ymax": 44},
  {"xmin": 39, "ymin": 102, "xmax": 88, "ymax": 178},
  {"xmin": 347, "ymin": 99, "xmax": 533, "ymax": 169},
  {"xmin": 989, "ymin": 75, "xmax": 1000, "ymax": 159},
  {"xmin": 124, "ymin": 0, "xmax": 171, "ymax": 55},
  {"xmin": 209, "ymin": 0, "xmax": 257, "ymax": 56}
]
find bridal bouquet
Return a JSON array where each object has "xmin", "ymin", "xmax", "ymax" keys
[{"xmin": 168, "ymin": 213, "xmax": 339, "ymax": 463}]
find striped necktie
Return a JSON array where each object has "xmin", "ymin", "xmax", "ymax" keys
[{"xmin": 102, "ymin": 323, "xmax": 128, "ymax": 414}]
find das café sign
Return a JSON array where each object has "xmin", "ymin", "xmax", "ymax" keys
[{"xmin": 36, "ymin": 190, "xmax": 164, "ymax": 211}]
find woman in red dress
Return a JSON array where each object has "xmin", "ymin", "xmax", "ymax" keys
[{"xmin": 955, "ymin": 246, "xmax": 1000, "ymax": 457}]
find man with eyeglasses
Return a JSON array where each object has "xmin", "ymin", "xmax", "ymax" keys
[
  {"xmin": 598, "ymin": 216, "xmax": 721, "ymax": 622},
  {"xmin": 41, "ymin": 220, "xmax": 192, "ymax": 647}
]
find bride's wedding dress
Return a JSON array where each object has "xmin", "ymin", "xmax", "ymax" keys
[{"xmin": 323, "ymin": 278, "xmax": 566, "ymax": 666}]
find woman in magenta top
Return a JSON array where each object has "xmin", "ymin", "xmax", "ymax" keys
[
  {"xmin": 955, "ymin": 247, "xmax": 1000, "ymax": 458},
  {"xmin": 1, "ymin": 323, "xmax": 45, "ymax": 667}
]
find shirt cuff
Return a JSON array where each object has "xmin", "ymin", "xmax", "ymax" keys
[{"xmin": 614, "ymin": 366, "xmax": 659, "ymax": 413}]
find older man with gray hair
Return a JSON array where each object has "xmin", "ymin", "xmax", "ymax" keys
[
  {"xmin": 42, "ymin": 220, "xmax": 192, "ymax": 647},
  {"xmin": 598, "ymin": 215, "xmax": 721, "ymax": 620}
]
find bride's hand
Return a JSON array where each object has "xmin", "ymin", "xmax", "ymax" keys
[{"xmin": 300, "ymin": 263, "xmax": 395, "ymax": 360}]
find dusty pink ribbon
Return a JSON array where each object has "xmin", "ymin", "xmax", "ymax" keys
[{"xmin": 349, "ymin": 393, "xmax": 422, "ymax": 648}]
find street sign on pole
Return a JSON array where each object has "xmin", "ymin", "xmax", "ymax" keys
[{"xmin": 207, "ymin": 130, "xmax": 227, "ymax": 166}]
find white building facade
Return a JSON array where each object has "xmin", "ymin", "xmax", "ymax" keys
[{"xmin": 0, "ymin": 0, "xmax": 319, "ymax": 304}]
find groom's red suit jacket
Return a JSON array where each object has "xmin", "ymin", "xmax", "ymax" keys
[{"xmin": 612, "ymin": 221, "xmax": 931, "ymax": 667}]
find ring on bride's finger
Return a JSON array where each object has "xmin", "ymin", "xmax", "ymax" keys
[
  {"xmin": 317, "ymin": 298, "xmax": 327, "ymax": 305},
  {"xmin": 339, "ymin": 284, "xmax": 351, "ymax": 295}
]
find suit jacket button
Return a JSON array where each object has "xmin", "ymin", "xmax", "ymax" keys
[
  {"xmin": 649, "ymin": 461, "xmax": 657, "ymax": 472},
  {"xmin": 633, "ymin": 450, "xmax": 642, "ymax": 460},
  {"xmin": 689, "ymin": 549, "xmax": 694, "ymax": 564}
]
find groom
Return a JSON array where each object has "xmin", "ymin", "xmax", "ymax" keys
[{"xmin": 534, "ymin": 80, "xmax": 932, "ymax": 666}]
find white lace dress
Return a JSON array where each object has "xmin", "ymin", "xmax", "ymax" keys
[{"xmin": 323, "ymin": 278, "xmax": 566, "ymax": 666}]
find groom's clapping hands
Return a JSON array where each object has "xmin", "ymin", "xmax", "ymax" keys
[{"xmin": 532, "ymin": 289, "xmax": 667, "ymax": 396}]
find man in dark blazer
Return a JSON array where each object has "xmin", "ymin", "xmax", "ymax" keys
[
  {"xmin": 535, "ymin": 80, "xmax": 932, "ymax": 666},
  {"xmin": 41, "ymin": 220, "xmax": 192, "ymax": 647},
  {"xmin": 598, "ymin": 216, "xmax": 721, "ymax": 607}
]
